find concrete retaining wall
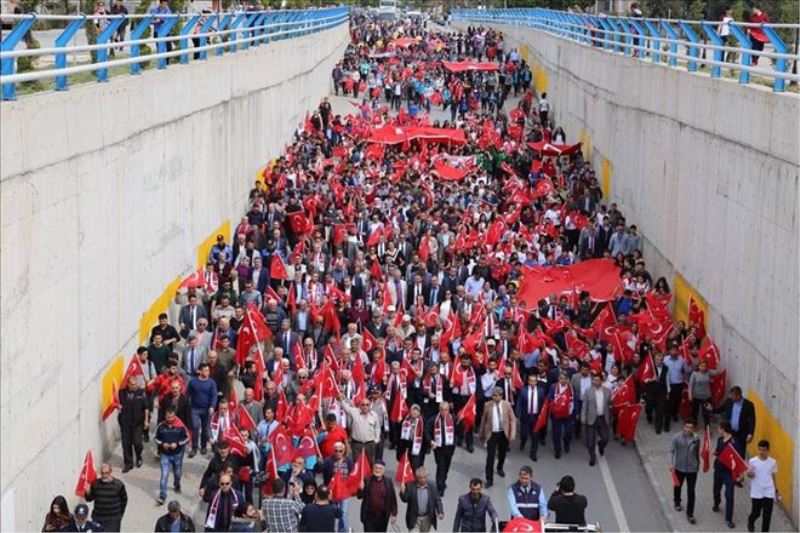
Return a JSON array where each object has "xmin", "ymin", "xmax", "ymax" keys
[
  {"xmin": 455, "ymin": 22, "xmax": 800, "ymax": 523},
  {"xmin": 0, "ymin": 24, "xmax": 349, "ymax": 530}
]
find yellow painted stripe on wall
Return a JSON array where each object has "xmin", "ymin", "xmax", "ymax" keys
[
  {"xmin": 138, "ymin": 275, "xmax": 182, "ymax": 344},
  {"xmin": 519, "ymin": 44, "xmax": 530, "ymax": 63},
  {"xmin": 533, "ymin": 64, "xmax": 549, "ymax": 95},
  {"xmin": 747, "ymin": 389, "xmax": 794, "ymax": 514},
  {"xmin": 672, "ymin": 273, "xmax": 709, "ymax": 326},
  {"xmin": 197, "ymin": 220, "xmax": 232, "ymax": 269},
  {"xmin": 600, "ymin": 157, "xmax": 612, "ymax": 199},
  {"xmin": 101, "ymin": 355, "xmax": 124, "ymax": 410}
]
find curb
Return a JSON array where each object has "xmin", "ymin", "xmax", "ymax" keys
[{"xmin": 634, "ymin": 436, "xmax": 679, "ymax": 533}]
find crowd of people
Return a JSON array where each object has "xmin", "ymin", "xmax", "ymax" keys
[{"xmin": 45, "ymin": 11, "xmax": 782, "ymax": 533}]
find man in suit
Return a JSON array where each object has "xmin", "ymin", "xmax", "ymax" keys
[
  {"xmin": 399, "ymin": 467, "xmax": 443, "ymax": 532},
  {"xmin": 179, "ymin": 294, "xmax": 208, "ymax": 339},
  {"xmin": 426, "ymin": 277, "xmax": 443, "ymax": 307},
  {"xmin": 406, "ymin": 273, "xmax": 428, "ymax": 310},
  {"xmin": 276, "ymin": 319, "xmax": 300, "ymax": 366},
  {"xmin": 580, "ymin": 374, "xmax": 612, "ymax": 466},
  {"xmin": 713, "ymin": 386, "xmax": 756, "ymax": 453},
  {"xmin": 181, "ymin": 334, "xmax": 208, "ymax": 377},
  {"xmin": 516, "ymin": 374, "xmax": 547, "ymax": 461},
  {"xmin": 479, "ymin": 387, "xmax": 517, "ymax": 488},
  {"xmin": 250, "ymin": 255, "xmax": 269, "ymax": 294},
  {"xmin": 579, "ymin": 225, "xmax": 603, "ymax": 259},
  {"xmin": 646, "ymin": 353, "xmax": 670, "ymax": 434}
]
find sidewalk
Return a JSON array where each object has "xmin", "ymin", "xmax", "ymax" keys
[{"xmin": 635, "ymin": 420, "xmax": 796, "ymax": 532}]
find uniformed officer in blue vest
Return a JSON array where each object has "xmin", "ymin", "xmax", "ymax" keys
[{"xmin": 506, "ymin": 465, "xmax": 549, "ymax": 521}]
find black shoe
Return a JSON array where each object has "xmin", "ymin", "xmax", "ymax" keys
[
  {"xmin": 485, "ymin": 481, "xmax": 493, "ymax": 488},
  {"xmin": 497, "ymin": 469, "xmax": 505, "ymax": 478},
  {"xmin": 388, "ymin": 443, "xmax": 396, "ymax": 450},
  {"xmin": 688, "ymin": 516, "xmax": 696, "ymax": 525},
  {"xmin": 747, "ymin": 521, "xmax": 754, "ymax": 532},
  {"xmin": 188, "ymin": 449, "xmax": 197, "ymax": 458},
  {"xmin": 136, "ymin": 457, "xmax": 143, "ymax": 468},
  {"xmin": 589, "ymin": 458, "xmax": 596, "ymax": 466},
  {"xmin": 143, "ymin": 434, "xmax": 150, "ymax": 443},
  {"xmin": 564, "ymin": 444, "xmax": 570, "ymax": 453},
  {"xmin": 467, "ymin": 445, "xmax": 474, "ymax": 453},
  {"xmin": 735, "ymin": 480, "xmax": 744, "ymax": 488},
  {"xmin": 675, "ymin": 504, "xmax": 683, "ymax": 512},
  {"xmin": 712, "ymin": 505, "xmax": 720, "ymax": 512},
  {"xmin": 656, "ymin": 430, "xmax": 662, "ymax": 435},
  {"xmin": 726, "ymin": 521, "xmax": 735, "ymax": 529},
  {"xmin": 174, "ymin": 486, "xmax": 181, "ymax": 494},
  {"xmin": 530, "ymin": 455, "xmax": 537, "ymax": 462},
  {"xmin": 519, "ymin": 442, "xmax": 526, "ymax": 451},
  {"xmin": 200, "ymin": 447, "xmax": 208, "ymax": 455},
  {"xmin": 598, "ymin": 444, "xmax": 605, "ymax": 456},
  {"xmin": 555, "ymin": 452, "xmax": 561, "ymax": 459},
  {"xmin": 122, "ymin": 466, "xmax": 133, "ymax": 473}
]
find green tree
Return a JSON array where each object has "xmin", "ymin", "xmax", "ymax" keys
[{"xmin": 17, "ymin": 0, "xmax": 42, "ymax": 76}]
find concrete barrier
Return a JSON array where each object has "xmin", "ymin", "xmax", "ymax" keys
[
  {"xmin": 454, "ymin": 22, "xmax": 800, "ymax": 524},
  {"xmin": 0, "ymin": 23, "xmax": 348, "ymax": 530}
]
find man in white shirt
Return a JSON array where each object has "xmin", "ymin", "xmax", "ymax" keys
[{"xmin": 747, "ymin": 440, "xmax": 779, "ymax": 532}]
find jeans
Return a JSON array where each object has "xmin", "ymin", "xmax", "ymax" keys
[
  {"xmin": 336, "ymin": 498, "xmax": 349, "ymax": 532},
  {"xmin": 190, "ymin": 407, "xmax": 210, "ymax": 450},
  {"xmin": 713, "ymin": 468, "xmax": 735, "ymax": 522},
  {"xmin": 673, "ymin": 470, "xmax": 697, "ymax": 517},
  {"xmin": 159, "ymin": 450, "xmax": 184, "ymax": 500},
  {"xmin": 551, "ymin": 417, "xmax": 572, "ymax": 454}
]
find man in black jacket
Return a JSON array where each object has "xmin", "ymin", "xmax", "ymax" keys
[
  {"xmin": 452, "ymin": 478, "xmax": 498, "ymax": 532},
  {"xmin": 713, "ymin": 386, "xmax": 756, "ymax": 453},
  {"xmin": 548, "ymin": 475, "xmax": 588, "ymax": 525},
  {"xmin": 645, "ymin": 353, "xmax": 670, "ymax": 434},
  {"xmin": 399, "ymin": 467, "xmax": 443, "ymax": 532},
  {"xmin": 84, "ymin": 464, "xmax": 127, "ymax": 532},
  {"xmin": 154, "ymin": 501, "xmax": 195, "ymax": 532},
  {"xmin": 118, "ymin": 376, "xmax": 150, "ymax": 472},
  {"xmin": 357, "ymin": 460, "xmax": 398, "ymax": 532}
]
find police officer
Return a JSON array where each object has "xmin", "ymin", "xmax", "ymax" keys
[
  {"xmin": 118, "ymin": 375, "xmax": 150, "ymax": 472},
  {"xmin": 506, "ymin": 466, "xmax": 548, "ymax": 521}
]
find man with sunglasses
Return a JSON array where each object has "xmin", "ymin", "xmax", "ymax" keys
[{"xmin": 339, "ymin": 391, "xmax": 380, "ymax": 464}]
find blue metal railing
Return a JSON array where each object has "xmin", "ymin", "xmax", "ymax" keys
[
  {"xmin": 0, "ymin": 6, "xmax": 349, "ymax": 100},
  {"xmin": 451, "ymin": 8, "xmax": 799, "ymax": 93}
]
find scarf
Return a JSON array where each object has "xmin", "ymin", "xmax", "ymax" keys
[
  {"xmin": 205, "ymin": 488, "xmax": 240, "ymax": 529},
  {"xmin": 422, "ymin": 374, "xmax": 443, "ymax": 403},
  {"xmin": 385, "ymin": 371, "xmax": 407, "ymax": 403},
  {"xmin": 401, "ymin": 415, "xmax": 423, "ymax": 456},
  {"xmin": 433, "ymin": 413, "xmax": 455, "ymax": 447},
  {"xmin": 210, "ymin": 412, "xmax": 231, "ymax": 440}
]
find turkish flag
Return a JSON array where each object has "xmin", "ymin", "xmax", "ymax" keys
[
  {"xmin": 235, "ymin": 324, "xmax": 256, "ymax": 367},
  {"xmin": 288, "ymin": 212, "xmax": 311, "ymax": 235},
  {"xmin": 565, "ymin": 334, "xmax": 589, "ymax": 360},
  {"xmin": 276, "ymin": 390, "xmax": 288, "ymax": 421},
  {"xmin": 533, "ymin": 177, "xmax": 555, "ymax": 198},
  {"xmin": 512, "ymin": 361, "xmax": 524, "ymax": 390},
  {"xmin": 370, "ymin": 260, "xmax": 383, "ymax": 283},
  {"xmin": 264, "ymin": 285, "xmax": 281, "ymax": 305},
  {"xmin": 634, "ymin": 354, "xmax": 656, "ymax": 384},
  {"xmin": 121, "ymin": 354, "xmax": 144, "ymax": 387},
  {"xmin": 262, "ymin": 448, "xmax": 279, "ymax": 497},
  {"xmin": 671, "ymin": 467, "xmax": 681, "ymax": 487},
  {"xmin": 688, "ymin": 297, "xmax": 706, "ymax": 339},
  {"xmin": 269, "ymin": 426, "xmax": 295, "ymax": 468},
  {"xmin": 74, "ymin": 450, "xmax": 97, "ymax": 497},
  {"xmin": 540, "ymin": 317, "xmax": 569, "ymax": 334},
  {"xmin": 503, "ymin": 517, "xmax": 543, "ymax": 532},
  {"xmin": 297, "ymin": 429, "xmax": 320, "ymax": 458},
  {"xmin": 611, "ymin": 331, "xmax": 635, "ymax": 365},
  {"xmin": 456, "ymin": 393, "xmax": 477, "ymax": 432},
  {"xmin": 224, "ymin": 424, "xmax": 248, "ymax": 457},
  {"xmin": 615, "ymin": 403, "xmax": 643, "ymax": 442},
  {"xmin": 593, "ymin": 302, "xmax": 618, "ymax": 329},
  {"xmin": 333, "ymin": 224, "xmax": 354, "ymax": 246},
  {"xmin": 101, "ymin": 382, "xmax": 121, "ymax": 421},
  {"xmin": 533, "ymin": 398, "xmax": 550, "ymax": 433},
  {"xmin": 401, "ymin": 357, "xmax": 420, "ymax": 382},
  {"xmin": 252, "ymin": 350, "xmax": 265, "ymax": 402},
  {"xmin": 270, "ymin": 255, "xmax": 288, "ymax": 281},
  {"xmin": 320, "ymin": 366, "xmax": 340, "ymax": 399},
  {"xmin": 289, "ymin": 240, "xmax": 305, "ymax": 264},
  {"xmin": 718, "ymin": 442, "xmax": 748, "ymax": 480},
  {"xmin": 701, "ymin": 425, "xmax": 711, "ymax": 473},
  {"xmin": 329, "ymin": 468, "xmax": 350, "ymax": 502},
  {"xmin": 418, "ymin": 237, "xmax": 431, "ymax": 262},
  {"xmin": 709, "ymin": 369, "xmax": 727, "ymax": 408},
  {"xmin": 485, "ymin": 219, "xmax": 506, "ymax": 246},
  {"xmin": 346, "ymin": 450, "xmax": 371, "ymax": 495},
  {"xmin": 395, "ymin": 451, "xmax": 416, "ymax": 484},
  {"xmin": 236, "ymin": 404, "xmax": 257, "ymax": 432},
  {"xmin": 180, "ymin": 267, "xmax": 205, "ymax": 289},
  {"xmin": 246, "ymin": 303, "xmax": 272, "ymax": 341},
  {"xmin": 390, "ymin": 394, "xmax": 409, "ymax": 423},
  {"xmin": 366, "ymin": 228, "xmax": 383, "ymax": 248},
  {"xmin": 362, "ymin": 327, "xmax": 378, "ymax": 353},
  {"xmin": 611, "ymin": 377, "xmax": 636, "ymax": 410},
  {"xmin": 698, "ymin": 338, "xmax": 721, "ymax": 369}
]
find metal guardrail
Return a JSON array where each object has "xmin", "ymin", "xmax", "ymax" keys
[
  {"xmin": 451, "ymin": 8, "xmax": 799, "ymax": 93},
  {"xmin": 0, "ymin": 6, "xmax": 349, "ymax": 100}
]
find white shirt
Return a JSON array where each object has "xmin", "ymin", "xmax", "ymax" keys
[
  {"xmin": 719, "ymin": 16, "xmax": 733, "ymax": 37},
  {"xmin": 748, "ymin": 457, "xmax": 777, "ymax": 498},
  {"xmin": 594, "ymin": 388, "xmax": 605, "ymax": 417},
  {"xmin": 491, "ymin": 401, "xmax": 502, "ymax": 432}
]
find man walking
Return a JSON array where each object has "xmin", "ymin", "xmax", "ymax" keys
[
  {"xmin": 580, "ymin": 373, "xmax": 611, "ymax": 466},
  {"xmin": 670, "ymin": 419, "xmax": 700, "ymax": 524},
  {"xmin": 428, "ymin": 401, "xmax": 456, "ymax": 496},
  {"xmin": 187, "ymin": 362, "xmax": 218, "ymax": 457},
  {"xmin": 61, "ymin": 504, "xmax": 106, "ymax": 532},
  {"xmin": 453, "ymin": 478, "xmax": 498, "ymax": 532},
  {"xmin": 118, "ymin": 376, "xmax": 149, "ymax": 472},
  {"xmin": 713, "ymin": 423, "xmax": 743, "ymax": 529},
  {"xmin": 506, "ymin": 466, "xmax": 547, "ymax": 521},
  {"xmin": 516, "ymin": 373, "xmax": 547, "ymax": 461},
  {"xmin": 747, "ymin": 440, "xmax": 779, "ymax": 532},
  {"xmin": 399, "ymin": 467, "xmax": 443, "ymax": 533},
  {"xmin": 154, "ymin": 407, "xmax": 190, "ymax": 504},
  {"xmin": 479, "ymin": 387, "xmax": 516, "ymax": 488},
  {"xmin": 84, "ymin": 464, "xmax": 127, "ymax": 532},
  {"xmin": 357, "ymin": 460, "xmax": 398, "ymax": 532},
  {"xmin": 260, "ymin": 479, "xmax": 305, "ymax": 533}
]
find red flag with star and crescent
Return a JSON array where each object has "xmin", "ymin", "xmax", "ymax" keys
[{"xmin": 74, "ymin": 450, "xmax": 97, "ymax": 497}]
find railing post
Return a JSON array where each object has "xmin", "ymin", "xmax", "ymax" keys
[
  {"xmin": 643, "ymin": 19, "xmax": 661, "ymax": 63},
  {"xmin": 225, "ymin": 13, "xmax": 246, "ymax": 53},
  {"xmin": 617, "ymin": 18, "xmax": 634, "ymax": 55},
  {"xmin": 699, "ymin": 22, "xmax": 724, "ymax": 78},
  {"xmin": 606, "ymin": 17, "xmax": 622, "ymax": 52},
  {"xmin": 679, "ymin": 21, "xmax": 700, "ymax": 72},
  {"xmin": 196, "ymin": 14, "xmax": 217, "ymax": 60},
  {"xmin": 95, "ymin": 17, "xmax": 125, "ymax": 82},
  {"xmin": 594, "ymin": 17, "xmax": 613, "ymax": 51},
  {"xmin": 761, "ymin": 26, "xmax": 789, "ymax": 92},
  {"xmin": 178, "ymin": 14, "xmax": 200, "ymax": 64},
  {"xmin": 729, "ymin": 23, "xmax": 753, "ymax": 84},
  {"xmin": 0, "ymin": 13, "xmax": 36, "ymax": 101},
  {"xmin": 54, "ymin": 16, "xmax": 85, "ymax": 91},
  {"xmin": 629, "ymin": 19, "xmax": 647, "ymax": 59},
  {"xmin": 660, "ymin": 20, "xmax": 680, "ymax": 67},
  {"xmin": 155, "ymin": 16, "xmax": 179, "ymax": 70},
  {"xmin": 238, "ymin": 13, "xmax": 259, "ymax": 50},
  {"xmin": 215, "ymin": 14, "xmax": 233, "ymax": 56},
  {"xmin": 129, "ymin": 15, "xmax": 153, "ymax": 75},
  {"xmin": 251, "ymin": 13, "xmax": 268, "ymax": 46}
]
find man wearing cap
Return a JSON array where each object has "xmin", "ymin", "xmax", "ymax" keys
[
  {"xmin": 61, "ymin": 504, "xmax": 105, "ymax": 532},
  {"xmin": 357, "ymin": 460, "xmax": 398, "ymax": 532},
  {"xmin": 479, "ymin": 387, "xmax": 516, "ymax": 488},
  {"xmin": 154, "ymin": 501, "xmax": 195, "ymax": 532},
  {"xmin": 208, "ymin": 234, "xmax": 232, "ymax": 265}
]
